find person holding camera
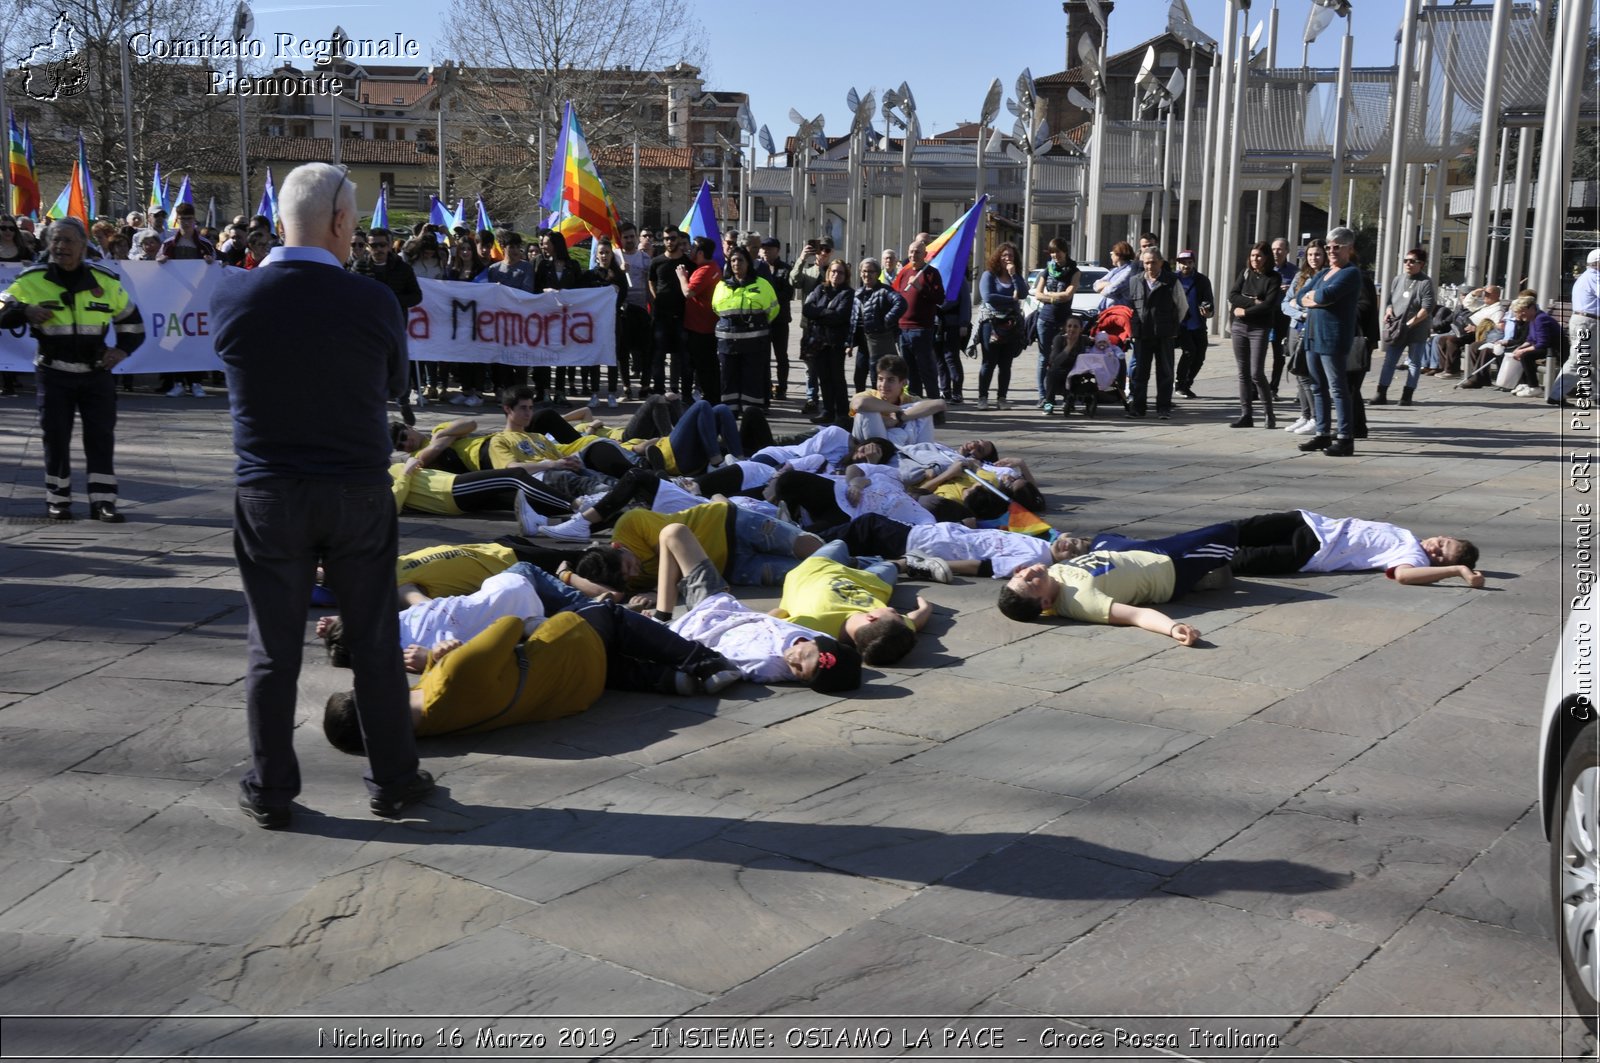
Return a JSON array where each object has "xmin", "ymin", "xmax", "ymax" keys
[
  {"xmin": 790, "ymin": 237, "xmax": 833, "ymax": 414},
  {"xmin": 1173, "ymin": 250, "xmax": 1214, "ymax": 398}
]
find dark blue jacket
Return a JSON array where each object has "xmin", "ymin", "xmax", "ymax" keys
[{"xmin": 211, "ymin": 255, "xmax": 408, "ymax": 484}]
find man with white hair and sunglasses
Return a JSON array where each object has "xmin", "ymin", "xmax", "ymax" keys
[{"xmin": 210, "ymin": 162, "xmax": 433, "ymax": 831}]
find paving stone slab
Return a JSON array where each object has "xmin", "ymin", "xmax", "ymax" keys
[
  {"xmin": 0, "ymin": 641, "xmax": 132, "ymax": 696},
  {"xmin": 544, "ymin": 703, "xmax": 758, "ymax": 766},
  {"xmin": 998, "ymin": 894, "xmax": 1373, "ymax": 1048},
  {"xmin": 1041, "ymin": 667, "xmax": 1291, "ymax": 735},
  {"xmin": 1284, "ymin": 762, "xmax": 1532, "ymax": 854},
  {"xmin": 0, "ymin": 674, "xmax": 216, "ymax": 733},
  {"xmin": 0, "ymin": 726, "xmax": 122, "ymax": 797},
  {"xmin": 1345, "ymin": 709, "xmax": 1538, "ymax": 795},
  {"xmin": 1252, "ymin": 672, "xmax": 1446, "ymax": 739},
  {"xmin": 73, "ymin": 701, "xmax": 247, "ymax": 782},
  {"xmin": 1427, "ymin": 808, "xmax": 1551, "ymax": 937},
  {"xmin": 696, "ymin": 918, "xmax": 1030, "ymax": 1017},
  {"xmin": 509, "ymin": 836, "xmax": 911, "ymax": 993},
  {"xmin": 1163, "ymin": 809, "xmax": 1481, "ymax": 944},
  {"xmin": 905, "ymin": 705, "xmax": 1206, "ymax": 800},
  {"xmin": 827, "ymin": 671, "xmax": 1043, "ymax": 742},
  {"xmin": 878, "ymin": 840, "xmax": 1162, "ymax": 962},
  {"xmin": 1281, "ymin": 909, "xmax": 1586, "ymax": 1060},
  {"xmin": 634, "ymin": 711, "xmax": 932, "ymax": 811},
  {"xmin": 1033, "ymin": 721, "xmax": 1370, "ymax": 873},
  {"xmin": 207, "ymin": 857, "xmax": 535, "ymax": 1013},
  {"xmin": 402, "ymin": 777, "xmax": 760, "ymax": 904},
  {"xmin": 953, "ymin": 631, "xmax": 1165, "ymax": 693},
  {"xmin": 93, "ymin": 635, "xmax": 247, "ymax": 685}
]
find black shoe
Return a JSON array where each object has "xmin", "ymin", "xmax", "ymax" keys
[
  {"xmin": 800, "ymin": 399, "xmax": 818, "ymax": 415},
  {"xmin": 1228, "ymin": 415, "xmax": 1254, "ymax": 428},
  {"xmin": 1324, "ymin": 438, "xmax": 1355, "ymax": 456},
  {"xmin": 1178, "ymin": 388, "xmax": 1197, "ymax": 399},
  {"xmin": 46, "ymin": 502, "xmax": 72, "ymax": 521},
  {"xmin": 90, "ymin": 502, "xmax": 125, "ymax": 524},
  {"xmin": 238, "ymin": 790, "xmax": 292, "ymax": 830},
  {"xmin": 370, "ymin": 769, "xmax": 436, "ymax": 818},
  {"xmin": 1298, "ymin": 434, "xmax": 1332, "ymax": 451},
  {"xmin": 1549, "ymin": 398, "xmax": 1574, "ymax": 408},
  {"xmin": 1459, "ymin": 380, "xmax": 1484, "ymax": 390},
  {"xmin": 1124, "ymin": 407, "xmax": 1146, "ymax": 419},
  {"xmin": 809, "ymin": 413, "xmax": 835, "ymax": 425}
]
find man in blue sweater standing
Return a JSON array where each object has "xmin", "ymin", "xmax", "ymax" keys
[{"xmin": 210, "ymin": 162, "xmax": 434, "ymax": 829}]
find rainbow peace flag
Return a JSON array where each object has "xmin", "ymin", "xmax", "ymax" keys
[
  {"xmin": 7, "ymin": 112, "xmax": 38, "ymax": 219},
  {"xmin": 678, "ymin": 179, "xmax": 722, "ymax": 267},
  {"xmin": 540, "ymin": 101, "xmax": 621, "ymax": 244},
  {"xmin": 44, "ymin": 132, "xmax": 94, "ymax": 225},
  {"xmin": 147, "ymin": 162, "xmax": 167, "ymax": 219},
  {"xmin": 924, "ymin": 193, "xmax": 987, "ymax": 308}
]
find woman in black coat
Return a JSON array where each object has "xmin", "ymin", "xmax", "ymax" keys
[
  {"xmin": 1227, "ymin": 241, "xmax": 1281, "ymax": 428},
  {"xmin": 801, "ymin": 259, "xmax": 855, "ymax": 426}
]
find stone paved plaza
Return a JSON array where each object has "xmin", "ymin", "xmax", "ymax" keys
[{"xmin": 0, "ymin": 348, "xmax": 1596, "ymax": 1061}]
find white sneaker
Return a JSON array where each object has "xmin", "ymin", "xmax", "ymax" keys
[
  {"xmin": 607, "ymin": 393, "xmax": 619, "ymax": 409},
  {"xmin": 166, "ymin": 383, "xmax": 185, "ymax": 397},
  {"xmin": 539, "ymin": 515, "xmax": 592, "ymax": 540},
  {"xmin": 1283, "ymin": 417, "xmax": 1307, "ymax": 432},
  {"xmin": 189, "ymin": 382, "xmax": 207, "ymax": 397},
  {"xmin": 464, "ymin": 394, "xmax": 483, "ymax": 407},
  {"xmin": 575, "ymin": 491, "xmax": 607, "ymax": 512},
  {"xmin": 1292, "ymin": 421, "xmax": 1318, "ymax": 434},
  {"xmin": 515, "ymin": 494, "xmax": 548, "ymax": 537}
]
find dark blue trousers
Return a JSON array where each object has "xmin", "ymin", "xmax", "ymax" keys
[
  {"xmin": 37, "ymin": 366, "xmax": 117, "ymax": 506},
  {"xmin": 1093, "ymin": 521, "xmax": 1238, "ymax": 597},
  {"xmin": 234, "ymin": 477, "xmax": 419, "ymax": 806}
]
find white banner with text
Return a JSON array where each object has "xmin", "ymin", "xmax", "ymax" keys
[{"xmin": 0, "ymin": 262, "xmax": 617, "ymax": 373}]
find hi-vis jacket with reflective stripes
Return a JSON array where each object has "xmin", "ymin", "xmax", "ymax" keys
[{"xmin": 0, "ymin": 262, "xmax": 145, "ymax": 372}]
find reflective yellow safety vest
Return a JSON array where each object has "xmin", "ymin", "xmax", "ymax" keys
[{"xmin": 0, "ymin": 262, "xmax": 145, "ymax": 372}]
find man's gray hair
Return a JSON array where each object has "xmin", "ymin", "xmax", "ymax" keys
[
  {"xmin": 278, "ymin": 163, "xmax": 355, "ymax": 232},
  {"xmin": 1326, "ymin": 226, "xmax": 1356, "ymax": 247},
  {"xmin": 49, "ymin": 217, "xmax": 87, "ymax": 242}
]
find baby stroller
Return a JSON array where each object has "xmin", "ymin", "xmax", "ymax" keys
[{"xmin": 1064, "ymin": 335, "xmax": 1128, "ymax": 416}]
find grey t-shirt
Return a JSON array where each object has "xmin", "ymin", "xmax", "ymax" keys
[{"xmin": 1387, "ymin": 272, "xmax": 1436, "ymax": 345}]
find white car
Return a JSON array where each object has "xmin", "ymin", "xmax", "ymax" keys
[
  {"xmin": 1541, "ymin": 603, "xmax": 1599, "ymax": 1032},
  {"xmin": 1023, "ymin": 264, "xmax": 1110, "ymax": 320}
]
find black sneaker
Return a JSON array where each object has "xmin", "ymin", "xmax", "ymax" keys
[
  {"xmin": 1323, "ymin": 438, "xmax": 1355, "ymax": 457},
  {"xmin": 238, "ymin": 790, "xmax": 292, "ymax": 830},
  {"xmin": 1297, "ymin": 434, "xmax": 1332, "ymax": 452},
  {"xmin": 369, "ymin": 769, "xmax": 436, "ymax": 818},
  {"xmin": 90, "ymin": 502, "xmax": 125, "ymax": 524}
]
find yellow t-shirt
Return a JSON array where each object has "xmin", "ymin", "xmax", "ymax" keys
[
  {"xmin": 390, "ymin": 464, "xmax": 463, "ymax": 515},
  {"xmin": 1047, "ymin": 550, "xmax": 1175, "ymax": 624},
  {"xmin": 485, "ymin": 431, "xmax": 561, "ymax": 469},
  {"xmin": 433, "ymin": 424, "xmax": 492, "ymax": 472},
  {"xmin": 778, "ymin": 556, "xmax": 906, "ymax": 637},
  {"xmin": 395, "ymin": 542, "xmax": 518, "ymax": 596},
  {"xmin": 848, "ymin": 386, "xmax": 921, "ymax": 416},
  {"xmin": 931, "ymin": 467, "xmax": 1000, "ymax": 503},
  {"xmin": 417, "ymin": 613, "xmax": 606, "ymax": 736},
  {"xmin": 611, "ymin": 502, "xmax": 732, "ymax": 591}
]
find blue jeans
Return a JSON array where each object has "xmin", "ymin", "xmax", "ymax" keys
[
  {"xmin": 812, "ymin": 538, "xmax": 899, "ymax": 586},
  {"xmin": 1307, "ymin": 346, "xmax": 1352, "ymax": 438},
  {"xmin": 667, "ymin": 399, "xmax": 742, "ymax": 474},
  {"xmin": 1377, "ymin": 339, "xmax": 1424, "ymax": 389},
  {"xmin": 898, "ymin": 327, "xmax": 939, "ymax": 399},
  {"xmin": 726, "ymin": 504, "xmax": 813, "ymax": 585},
  {"xmin": 507, "ymin": 561, "xmax": 587, "ymax": 615}
]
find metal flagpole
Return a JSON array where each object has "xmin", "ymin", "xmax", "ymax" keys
[
  {"xmin": 1176, "ymin": 41, "xmax": 1199, "ymax": 253},
  {"xmin": 1378, "ymin": 0, "xmax": 1423, "ymax": 302},
  {"xmin": 1205, "ymin": 0, "xmax": 1239, "ymax": 288},
  {"xmin": 1327, "ymin": 27, "xmax": 1353, "ymax": 228},
  {"xmin": 1485, "ymin": 125, "xmax": 1510, "ymax": 291},
  {"xmin": 1503, "ymin": 128, "xmax": 1532, "ymax": 292},
  {"xmin": 1196, "ymin": 47, "xmax": 1221, "ymax": 275}
]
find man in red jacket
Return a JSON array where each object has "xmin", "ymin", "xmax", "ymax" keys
[
  {"xmin": 892, "ymin": 233, "xmax": 946, "ymax": 400},
  {"xmin": 676, "ymin": 236, "xmax": 722, "ymax": 403}
]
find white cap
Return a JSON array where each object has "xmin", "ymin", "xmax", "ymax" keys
[{"xmin": 1587, "ymin": 248, "xmax": 1600, "ymax": 266}]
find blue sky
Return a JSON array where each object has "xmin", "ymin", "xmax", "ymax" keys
[{"xmin": 249, "ymin": 0, "xmax": 1402, "ymax": 141}]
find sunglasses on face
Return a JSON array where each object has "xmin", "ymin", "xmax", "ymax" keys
[{"xmin": 0, "ymin": 226, "xmax": 15, "ymax": 233}]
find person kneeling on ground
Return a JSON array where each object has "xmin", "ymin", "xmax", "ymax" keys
[
  {"xmin": 772, "ymin": 543, "xmax": 934, "ymax": 666},
  {"xmin": 996, "ymin": 522, "xmax": 1239, "ymax": 644},
  {"xmin": 1228, "ymin": 510, "xmax": 1484, "ymax": 587}
]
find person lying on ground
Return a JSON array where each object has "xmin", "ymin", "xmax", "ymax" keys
[
  {"xmin": 827, "ymin": 512, "xmax": 1083, "ymax": 581},
  {"xmin": 997, "ymin": 522, "xmax": 1239, "ymax": 644},
  {"xmin": 772, "ymin": 544, "xmax": 934, "ymax": 666},
  {"xmin": 320, "ymin": 603, "xmax": 742, "ymax": 753},
  {"xmin": 1227, "ymin": 510, "xmax": 1484, "ymax": 586},
  {"xmin": 650, "ymin": 522, "xmax": 863, "ymax": 692}
]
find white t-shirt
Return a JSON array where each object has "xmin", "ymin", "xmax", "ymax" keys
[
  {"xmin": 397, "ymin": 570, "xmax": 544, "ymax": 649},
  {"xmin": 837, "ymin": 463, "xmax": 933, "ymax": 526},
  {"xmin": 1299, "ymin": 510, "xmax": 1429, "ymax": 573},
  {"xmin": 669, "ymin": 591, "xmax": 813, "ymax": 683},
  {"xmin": 906, "ymin": 524, "xmax": 1051, "ymax": 577}
]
